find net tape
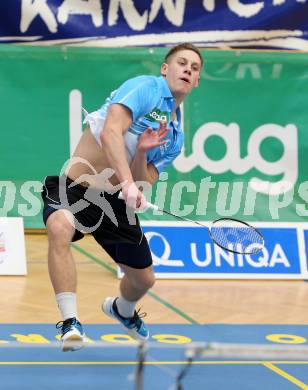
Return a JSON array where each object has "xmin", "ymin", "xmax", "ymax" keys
[{"xmin": 2, "ymin": 340, "xmax": 308, "ymax": 360}]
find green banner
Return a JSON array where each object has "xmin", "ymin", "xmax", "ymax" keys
[{"xmin": 0, "ymin": 45, "xmax": 307, "ymax": 228}]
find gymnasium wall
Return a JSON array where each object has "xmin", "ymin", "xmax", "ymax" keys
[
  {"xmin": 1, "ymin": 45, "xmax": 307, "ymax": 226},
  {"xmin": 1, "ymin": 45, "xmax": 307, "ymax": 278}
]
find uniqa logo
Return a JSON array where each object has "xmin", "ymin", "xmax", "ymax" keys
[
  {"xmin": 173, "ymin": 122, "xmax": 298, "ymax": 195},
  {"xmin": 145, "ymin": 230, "xmax": 291, "ymax": 270}
]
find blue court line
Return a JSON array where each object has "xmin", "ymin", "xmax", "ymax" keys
[
  {"xmin": 1, "ymin": 324, "xmax": 308, "ymax": 389},
  {"xmin": 0, "ymin": 361, "xmax": 307, "ymax": 390}
]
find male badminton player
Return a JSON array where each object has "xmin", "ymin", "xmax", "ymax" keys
[{"xmin": 41, "ymin": 43, "xmax": 203, "ymax": 351}]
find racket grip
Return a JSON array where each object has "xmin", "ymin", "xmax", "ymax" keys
[
  {"xmin": 146, "ymin": 202, "xmax": 160, "ymax": 211},
  {"xmin": 118, "ymin": 192, "xmax": 159, "ymax": 211}
]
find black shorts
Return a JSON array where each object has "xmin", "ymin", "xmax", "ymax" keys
[{"xmin": 41, "ymin": 176, "xmax": 152, "ymax": 269}]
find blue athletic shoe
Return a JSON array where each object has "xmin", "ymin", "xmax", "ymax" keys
[
  {"xmin": 56, "ymin": 317, "xmax": 86, "ymax": 352},
  {"xmin": 102, "ymin": 297, "xmax": 149, "ymax": 340}
]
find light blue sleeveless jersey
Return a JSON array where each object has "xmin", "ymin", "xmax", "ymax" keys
[{"xmin": 85, "ymin": 75, "xmax": 184, "ymax": 174}]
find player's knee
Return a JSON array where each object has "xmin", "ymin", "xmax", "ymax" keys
[
  {"xmin": 135, "ymin": 270, "xmax": 155, "ymax": 291},
  {"xmin": 46, "ymin": 211, "xmax": 75, "ymax": 243}
]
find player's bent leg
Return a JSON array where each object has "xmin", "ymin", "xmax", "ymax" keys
[
  {"xmin": 102, "ymin": 265, "xmax": 155, "ymax": 341},
  {"xmin": 120, "ymin": 264, "xmax": 155, "ymax": 299},
  {"xmin": 46, "ymin": 209, "xmax": 76, "ymax": 293},
  {"xmin": 46, "ymin": 210, "xmax": 86, "ymax": 351}
]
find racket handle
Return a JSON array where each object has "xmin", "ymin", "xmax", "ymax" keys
[
  {"xmin": 146, "ymin": 202, "xmax": 160, "ymax": 211},
  {"xmin": 118, "ymin": 192, "xmax": 159, "ymax": 211}
]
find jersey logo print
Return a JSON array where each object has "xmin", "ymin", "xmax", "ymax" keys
[{"xmin": 145, "ymin": 108, "xmax": 169, "ymax": 123}]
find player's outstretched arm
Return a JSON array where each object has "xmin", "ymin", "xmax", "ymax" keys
[{"xmin": 100, "ymin": 103, "xmax": 146, "ymax": 209}]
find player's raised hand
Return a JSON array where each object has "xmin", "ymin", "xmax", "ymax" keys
[{"xmin": 137, "ymin": 121, "xmax": 169, "ymax": 153}]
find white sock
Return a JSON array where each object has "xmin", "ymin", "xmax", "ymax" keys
[
  {"xmin": 116, "ymin": 296, "xmax": 137, "ymax": 318},
  {"xmin": 56, "ymin": 292, "xmax": 78, "ymax": 321}
]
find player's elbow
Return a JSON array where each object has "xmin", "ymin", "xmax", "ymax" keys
[
  {"xmin": 147, "ymin": 164, "xmax": 159, "ymax": 185},
  {"xmin": 147, "ymin": 173, "xmax": 157, "ymax": 186}
]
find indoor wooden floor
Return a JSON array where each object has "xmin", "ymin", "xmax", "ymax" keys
[{"xmin": 1, "ymin": 233, "xmax": 308, "ymax": 325}]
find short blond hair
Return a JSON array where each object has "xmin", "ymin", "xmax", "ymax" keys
[{"xmin": 164, "ymin": 43, "xmax": 203, "ymax": 67}]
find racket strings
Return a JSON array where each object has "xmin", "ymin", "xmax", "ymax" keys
[{"xmin": 210, "ymin": 219, "xmax": 264, "ymax": 254}]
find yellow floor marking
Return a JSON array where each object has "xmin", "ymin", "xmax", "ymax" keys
[{"xmin": 263, "ymin": 362, "xmax": 308, "ymax": 389}]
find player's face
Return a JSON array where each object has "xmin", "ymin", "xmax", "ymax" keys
[{"xmin": 161, "ymin": 49, "xmax": 202, "ymax": 99}]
